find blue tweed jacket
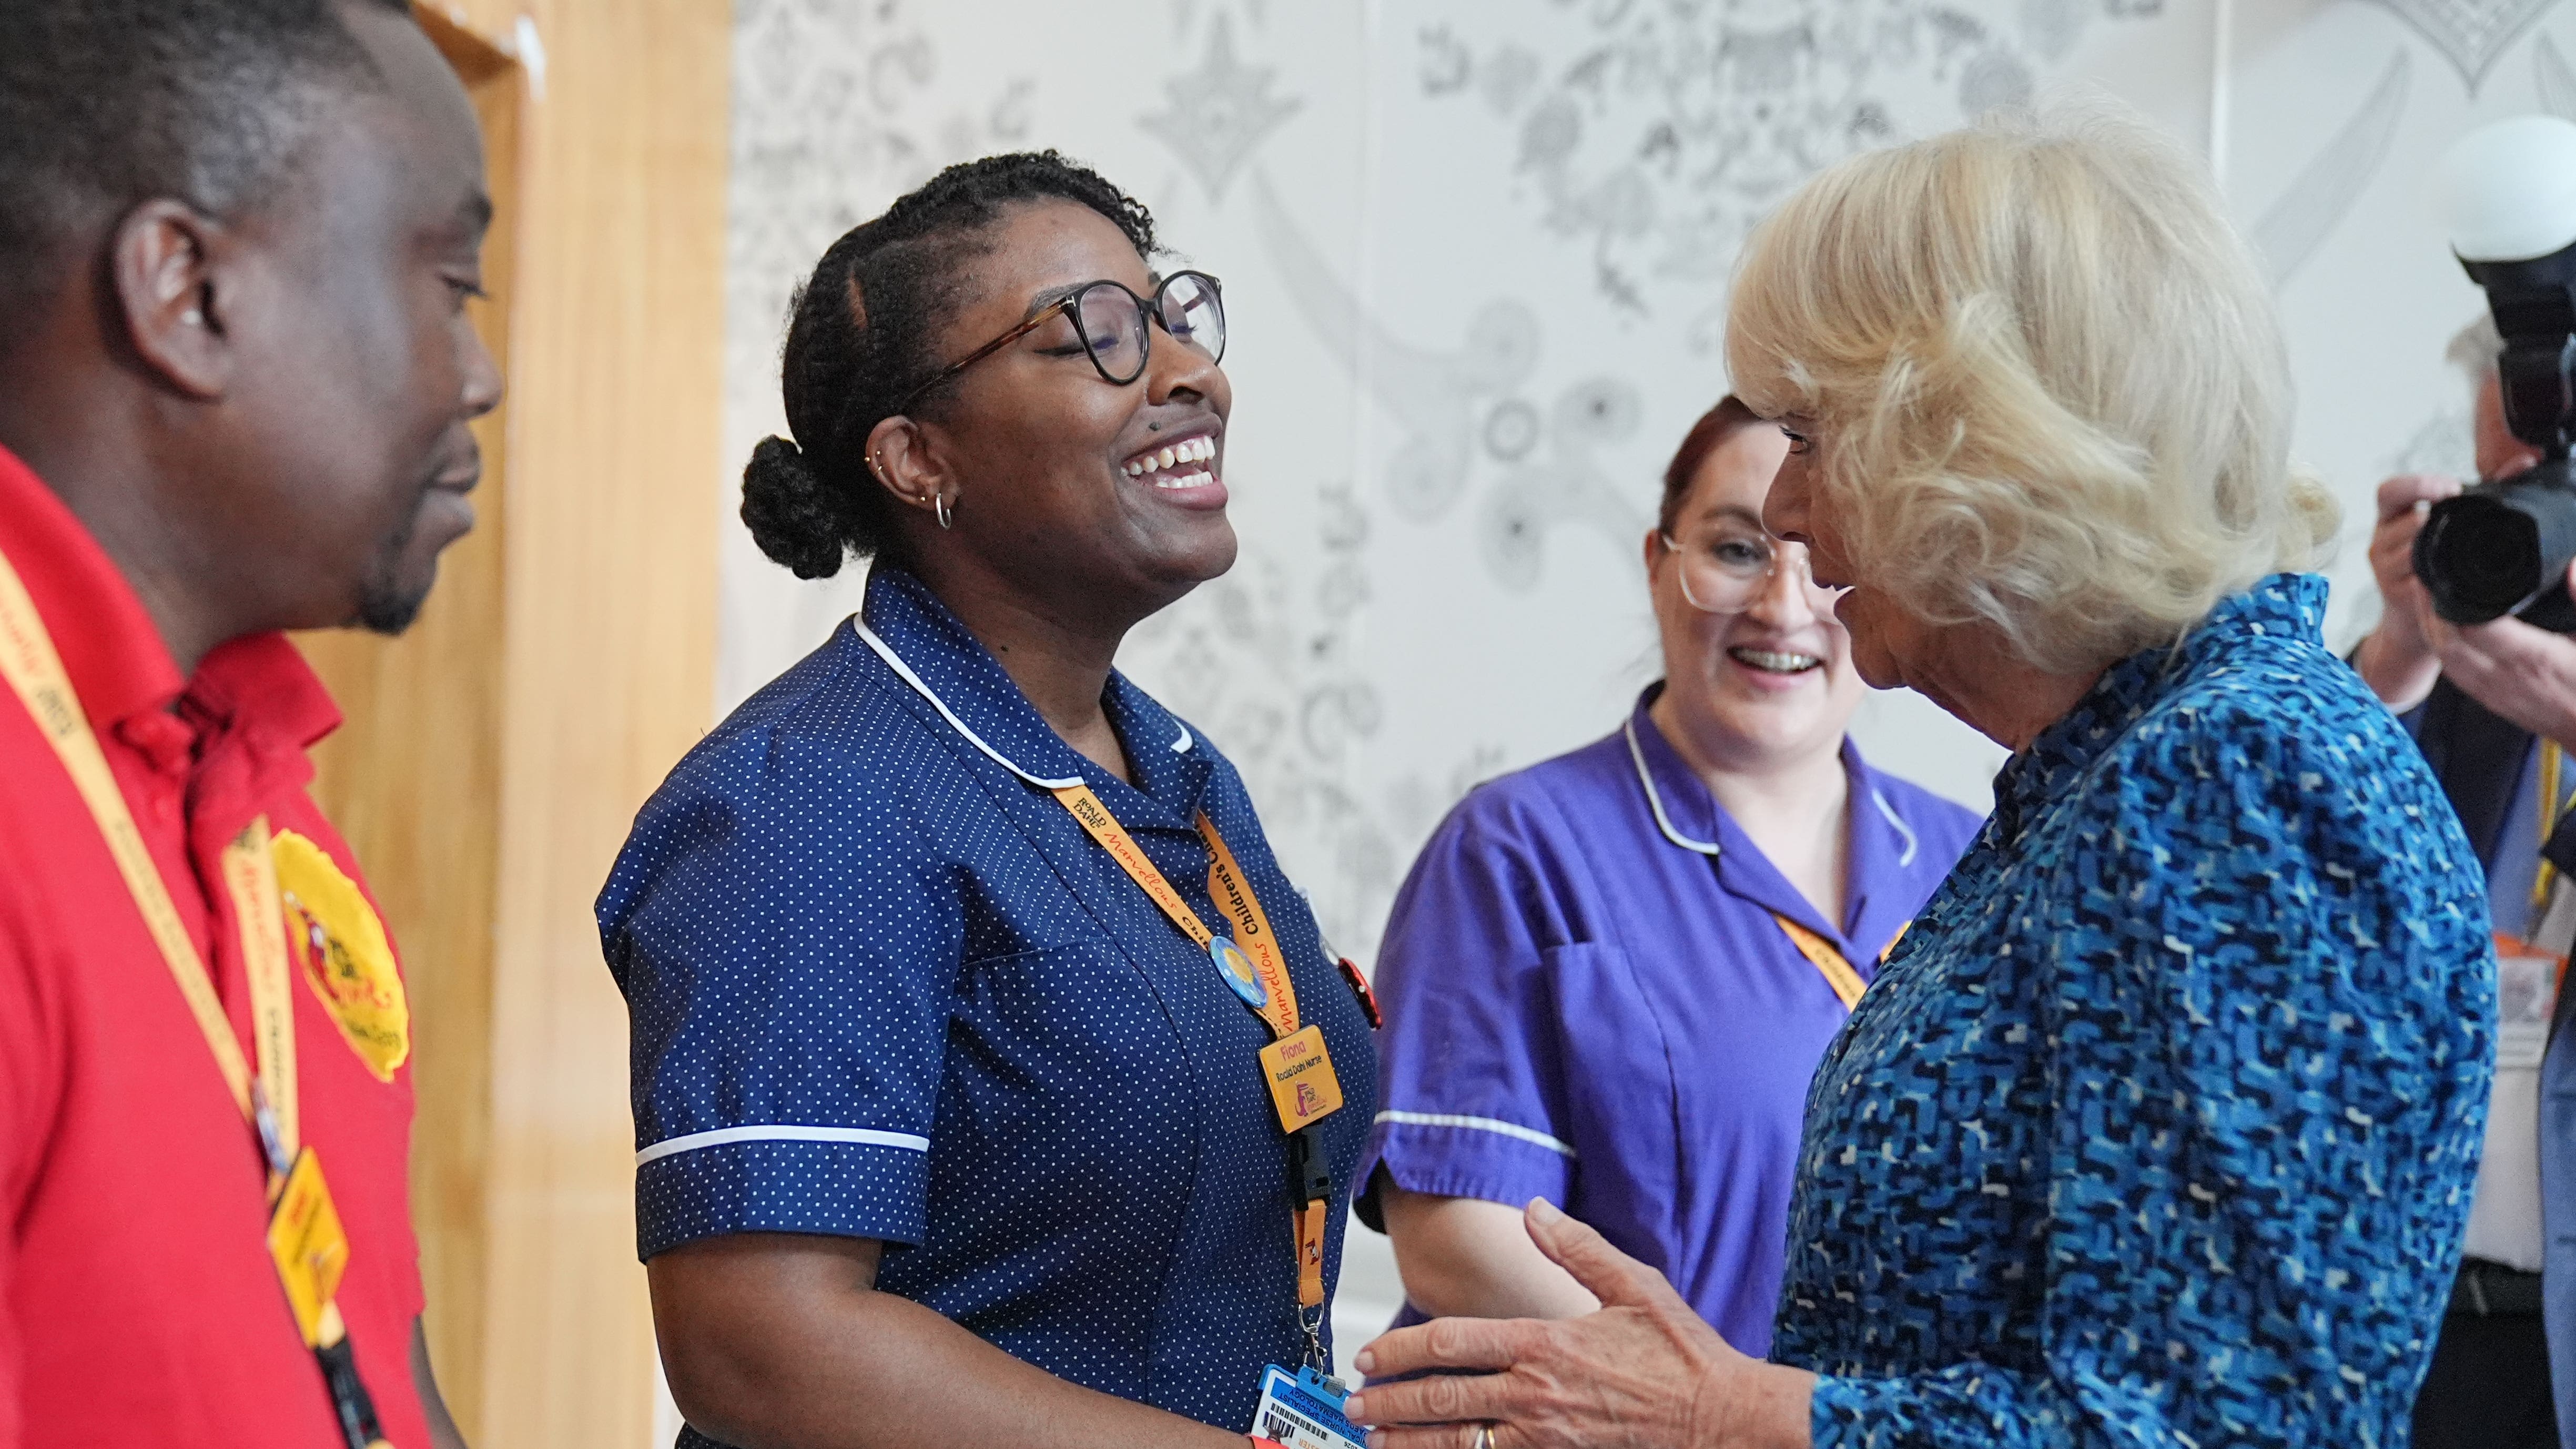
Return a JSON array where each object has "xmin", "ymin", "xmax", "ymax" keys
[{"xmin": 1775, "ymin": 574, "xmax": 2495, "ymax": 1448}]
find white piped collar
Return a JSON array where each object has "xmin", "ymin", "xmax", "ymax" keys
[
  {"xmin": 1624, "ymin": 715, "xmax": 1722, "ymax": 857},
  {"xmin": 855, "ymin": 620, "xmax": 1085, "ymax": 789}
]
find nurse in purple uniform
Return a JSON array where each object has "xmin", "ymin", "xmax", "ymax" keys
[{"xmin": 1354, "ymin": 397, "xmax": 1982, "ymax": 1355}]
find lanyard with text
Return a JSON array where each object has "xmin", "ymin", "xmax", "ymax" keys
[
  {"xmin": 0, "ymin": 550, "xmax": 393, "ymax": 1449},
  {"xmin": 1052, "ymin": 782, "xmax": 1343, "ymax": 1366},
  {"xmin": 1771, "ymin": 913, "xmax": 1904, "ymax": 1012}
]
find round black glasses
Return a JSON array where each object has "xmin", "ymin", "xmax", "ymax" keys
[{"xmin": 895, "ymin": 270, "xmax": 1225, "ymax": 416}]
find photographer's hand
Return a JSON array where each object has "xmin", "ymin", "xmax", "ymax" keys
[
  {"xmin": 2352, "ymin": 473, "xmax": 2460, "ymax": 712},
  {"xmin": 2431, "ymin": 568, "xmax": 2576, "ymax": 753}
]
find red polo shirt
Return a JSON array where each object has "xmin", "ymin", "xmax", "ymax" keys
[{"xmin": 0, "ymin": 444, "xmax": 429, "ymax": 1448}]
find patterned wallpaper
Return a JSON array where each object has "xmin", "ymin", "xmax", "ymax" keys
[
  {"xmin": 703, "ymin": 0, "xmax": 2576, "ymax": 1400},
  {"xmin": 719, "ymin": 0, "xmax": 2576, "ymax": 962}
]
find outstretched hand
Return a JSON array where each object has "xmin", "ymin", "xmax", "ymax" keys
[{"xmin": 1340, "ymin": 1200, "xmax": 1813, "ymax": 1449}]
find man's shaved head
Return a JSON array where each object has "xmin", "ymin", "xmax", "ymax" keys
[{"xmin": 0, "ymin": 0, "xmax": 412, "ymax": 319}]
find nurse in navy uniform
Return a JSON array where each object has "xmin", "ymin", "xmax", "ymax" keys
[{"xmin": 597, "ymin": 152, "xmax": 1377, "ymax": 1449}]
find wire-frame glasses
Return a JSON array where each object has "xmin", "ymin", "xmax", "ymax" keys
[{"xmin": 1658, "ymin": 528, "xmax": 1843, "ymax": 613}]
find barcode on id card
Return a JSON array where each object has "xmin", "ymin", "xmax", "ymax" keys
[{"xmin": 1264, "ymin": 1404, "xmax": 1331, "ymax": 1445}]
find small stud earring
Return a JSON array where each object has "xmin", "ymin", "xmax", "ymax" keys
[
  {"xmin": 934, "ymin": 492, "xmax": 954, "ymax": 531},
  {"xmin": 182, "ymin": 309, "xmax": 204, "ymax": 326}
]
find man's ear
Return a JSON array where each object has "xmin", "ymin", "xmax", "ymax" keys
[{"xmin": 107, "ymin": 200, "xmax": 234, "ymax": 401}]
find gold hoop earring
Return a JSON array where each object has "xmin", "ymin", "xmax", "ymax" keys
[{"xmin": 934, "ymin": 492, "xmax": 954, "ymax": 531}]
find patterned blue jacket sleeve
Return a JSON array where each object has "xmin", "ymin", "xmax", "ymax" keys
[{"xmin": 1809, "ymin": 693, "xmax": 2492, "ymax": 1447}]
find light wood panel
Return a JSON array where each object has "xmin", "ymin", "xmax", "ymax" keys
[
  {"xmin": 298, "ymin": 4, "xmax": 728, "ymax": 1445},
  {"xmin": 476, "ymin": 2, "xmax": 728, "ymax": 1445}
]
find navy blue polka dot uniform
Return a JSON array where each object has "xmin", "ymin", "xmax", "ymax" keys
[{"xmin": 597, "ymin": 565, "xmax": 1377, "ymax": 1440}]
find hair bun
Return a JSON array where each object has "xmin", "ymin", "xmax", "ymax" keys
[{"xmin": 740, "ymin": 434, "xmax": 851, "ymax": 580}]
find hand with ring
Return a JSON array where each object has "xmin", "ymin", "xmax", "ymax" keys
[{"xmin": 1339, "ymin": 1200, "xmax": 1816, "ymax": 1448}]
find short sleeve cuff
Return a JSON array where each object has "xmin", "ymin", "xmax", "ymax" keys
[
  {"xmin": 1356, "ymin": 1114, "xmax": 1575, "ymax": 1222},
  {"xmin": 635, "ymin": 1135, "xmax": 930, "ymax": 1260}
]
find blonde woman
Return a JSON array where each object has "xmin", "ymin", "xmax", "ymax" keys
[{"xmin": 1344, "ymin": 103, "xmax": 2493, "ymax": 1449}]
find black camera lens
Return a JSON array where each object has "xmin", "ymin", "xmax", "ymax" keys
[{"xmin": 2417, "ymin": 492, "xmax": 2548, "ymax": 623}]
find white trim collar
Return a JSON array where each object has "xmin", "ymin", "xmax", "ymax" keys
[
  {"xmin": 855, "ymin": 620, "xmax": 1086, "ymax": 789},
  {"xmin": 1871, "ymin": 787, "xmax": 1920, "ymax": 867},
  {"xmin": 1624, "ymin": 715, "xmax": 1722, "ymax": 857}
]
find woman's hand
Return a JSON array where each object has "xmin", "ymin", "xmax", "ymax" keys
[{"xmin": 1341, "ymin": 1200, "xmax": 1814, "ymax": 1449}]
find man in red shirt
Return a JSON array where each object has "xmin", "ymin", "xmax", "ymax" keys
[{"xmin": 0, "ymin": 2, "xmax": 499, "ymax": 1446}]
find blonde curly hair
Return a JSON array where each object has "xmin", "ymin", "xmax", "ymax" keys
[{"xmin": 1725, "ymin": 100, "xmax": 2339, "ymax": 677}]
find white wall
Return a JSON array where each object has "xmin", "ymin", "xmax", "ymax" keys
[{"xmin": 718, "ymin": 0, "xmax": 2576, "ymax": 1387}]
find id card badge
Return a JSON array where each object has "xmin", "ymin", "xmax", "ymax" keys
[
  {"xmin": 2496, "ymin": 937, "xmax": 2563, "ymax": 1071},
  {"xmin": 1259, "ymin": 1024, "xmax": 1344, "ymax": 1133},
  {"xmin": 1251, "ymin": 1364, "xmax": 1366, "ymax": 1449},
  {"xmin": 266, "ymin": 1148, "xmax": 350, "ymax": 1347}
]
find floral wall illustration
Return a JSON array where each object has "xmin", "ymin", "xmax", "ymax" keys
[{"xmin": 709, "ymin": 0, "xmax": 2576, "ymax": 1389}]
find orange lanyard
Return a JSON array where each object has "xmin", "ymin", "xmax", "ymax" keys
[
  {"xmin": 1771, "ymin": 914, "xmax": 1906, "ymax": 1011},
  {"xmin": 1053, "ymin": 784, "xmax": 1300, "ymax": 1035},
  {"xmin": 1050, "ymin": 783, "xmax": 1342, "ymax": 1346}
]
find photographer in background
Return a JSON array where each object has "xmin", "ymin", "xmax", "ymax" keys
[{"xmin": 2354, "ymin": 312, "xmax": 2572, "ymax": 1449}]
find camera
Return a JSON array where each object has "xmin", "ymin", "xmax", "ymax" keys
[{"xmin": 2415, "ymin": 116, "xmax": 2576, "ymax": 632}]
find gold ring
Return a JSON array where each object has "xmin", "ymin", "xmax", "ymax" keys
[{"xmin": 1474, "ymin": 1426, "xmax": 1496, "ymax": 1449}]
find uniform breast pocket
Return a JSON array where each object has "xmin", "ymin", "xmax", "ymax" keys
[
  {"xmin": 1536, "ymin": 942, "xmax": 1679, "ymax": 1210},
  {"xmin": 942, "ymin": 940, "xmax": 1199, "ymax": 1192}
]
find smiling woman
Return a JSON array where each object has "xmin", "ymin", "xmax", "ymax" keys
[
  {"xmin": 1341, "ymin": 102, "xmax": 2493, "ymax": 1449},
  {"xmin": 596, "ymin": 152, "xmax": 1378, "ymax": 1449},
  {"xmin": 1356, "ymin": 395, "xmax": 1981, "ymax": 1355}
]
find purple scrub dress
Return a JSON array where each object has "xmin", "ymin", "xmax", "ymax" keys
[{"xmin": 1354, "ymin": 686, "xmax": 1981, "ymax": 1355}]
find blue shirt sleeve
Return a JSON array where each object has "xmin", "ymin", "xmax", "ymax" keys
[
  {"xmin": 601, "ymin": 722, "xmax": 962, "ymax": 1260},
  {"xmin": 1808, "ymin": 698, "xmax": 2492, "ymax": 1447},
  {"xmin": 1360, "ymin": 791, "xmax": 1582, "ymax": 1222}
]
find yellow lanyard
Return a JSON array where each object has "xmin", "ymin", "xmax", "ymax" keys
[
  {"xmin": 0, "ymin": 544, "xmax": 389, "ymax": 1444},
  {"xmin": 1050, "ymin": 782, "xmax": 1341, "ymax": 1316},
  {"xmin": 2538, "ymin": 741, "xmax": 2570, "ymax": 914},
  {"xmin": 0, "ymin": 549, "xmax": 299, "ymax": 1163}
]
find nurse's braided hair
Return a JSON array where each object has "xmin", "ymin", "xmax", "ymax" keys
[{"xmin": 742, "ymin": 151, "xmax": 1158, "ymax": 580}]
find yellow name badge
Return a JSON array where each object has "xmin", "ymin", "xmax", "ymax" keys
[
  {"xmin": 1257, "ymin": 1024, "xmax": 1344, "ymax": 1134},
  {"xmin": 266, "ymin": 1149, "xmax": 351, "ymax": 1348}
]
